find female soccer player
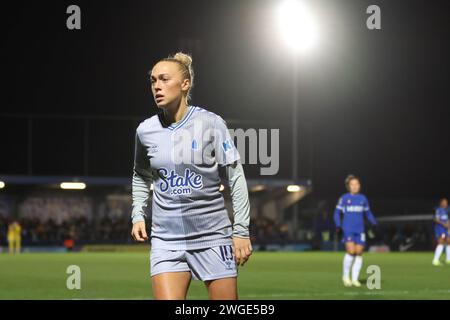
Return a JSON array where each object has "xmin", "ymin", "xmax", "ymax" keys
[
  {"xmin": 432, "ymin": 198, "xmax": 450, "ymax": 266},
  {"xmin": 334, "ymin": 175, "xmax": 377, "ymax": 287},
  {"xmin": 130, "ymin": 52, "xmax": 252, "ymax": 300}
]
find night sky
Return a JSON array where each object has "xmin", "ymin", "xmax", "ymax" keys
[{"xmin": 0, "ymin": 0, "xmax": 449, "ymax": 198}]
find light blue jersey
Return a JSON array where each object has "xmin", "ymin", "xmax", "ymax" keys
[{"xmin": 132, "ymin": 105, "xmax": 243, "ymax": 250}]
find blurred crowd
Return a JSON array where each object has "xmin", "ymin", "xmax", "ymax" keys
[
  {"xmin": 250, "ymin": 216, "xmax": 291, "ymax": 246},
  {"xmin": 0, "ymin": 195, "xmax": 134, "ymax": 246},
  {"xmin": 0, "ymin": 195, "xmax": 438, "ymax": 250},
  {"xmin": 18, "ymin": 196, "xmax": 92, "ymax": 225}
]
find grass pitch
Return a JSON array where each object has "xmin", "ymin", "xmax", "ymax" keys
[{"xmin": 0, "ymin": 251, "xmax": 449, "ymax": 299}]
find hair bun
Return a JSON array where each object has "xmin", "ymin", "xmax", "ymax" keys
[{"xmin": 173, "ymin": 52, "xmax": 193, "ymax": 68}]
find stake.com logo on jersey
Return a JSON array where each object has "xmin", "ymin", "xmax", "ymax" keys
[{"xmin": 157, "ymin": 167, "xmax": 203, "ymax": 195}]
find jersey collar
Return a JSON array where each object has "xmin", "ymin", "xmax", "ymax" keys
[{"xmin": 167, "ymin": 105, "xmax": 196, "ymax": 131}]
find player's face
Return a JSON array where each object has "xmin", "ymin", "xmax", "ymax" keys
[
  {"xmin": 440, "ymin": 199, "xmax": 448, "ymax": 208},
  {"xmin": 348, "ymin": 179, "xmax": 361, "ymax": 194},
  {"xmin": 150, "ymin": 61, "xmax": 189, "ymax": 108}
]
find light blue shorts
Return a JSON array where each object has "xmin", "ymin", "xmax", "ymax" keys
[{"xmin": 150, "ymin": 245, "xmax": 238, "ymax": 281}]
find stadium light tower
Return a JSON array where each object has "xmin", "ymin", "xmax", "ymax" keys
[
  {"xmin": 275, "ymin": 0, "xmax": 319, "ymax": 182},
  {"xmin": 275, "ymin": 0, "xmax": 320, "ymax": 235}
]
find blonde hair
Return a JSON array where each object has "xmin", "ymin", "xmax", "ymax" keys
[
  {"xmin": 160, "ymin": 52, "xmax": 195, "ymax": 103},
  {"xmin": 345, "ymin": 174, "xmax": 360, "ymax": 191}
]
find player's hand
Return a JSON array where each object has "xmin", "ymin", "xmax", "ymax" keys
[
  {"xmin": 368, "ymin": 226, "xmax": 377, "ymax": 239},
  {"xmin": 371, "ymin": 225, "xmax": 380, "ymax": 239},
  {"xmin": 232, "ymin": 236, "xmax": 253, "ymax": 267},
  {"xmin": 131, "ymin": 221, "xmax": 148, "ymax": 242}
]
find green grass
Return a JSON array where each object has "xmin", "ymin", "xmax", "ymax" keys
[{"xmin": 0, "ymin": 251, "xmax": 449, "ymax": 299}]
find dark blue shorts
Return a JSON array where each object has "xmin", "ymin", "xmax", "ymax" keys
[
  {"xmin": 343, "ymin": 231, "xmax": 366, "ymax": 246},
  {"xmin": 435, "ymin": 228, "xmax": 449, "ymax": 240}
]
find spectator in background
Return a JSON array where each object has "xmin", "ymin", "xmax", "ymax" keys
[
  {"xmin": 313, "ymin": 210, "xmax": 334, "ymax": 249},
  {"xmin": 7, "ymin": 220, "xmax": 21, "ymax": 254},
  {"xmin": 63, "ymin": 236, "xmax": 75, "ymax": 252}
]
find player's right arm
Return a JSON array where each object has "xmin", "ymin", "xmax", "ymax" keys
[
  {"xmin": 131, "ymin": 130, "xmax": 152, "ymax": 242},
  {"xmin": 433, "ymin": 209, "xmax": 447, "ymax": 228},
  {"xmin": 334, "ymin": 197, "xmax": 343, "ymax": 234},
  {"xmin": 433, "ymin": 209, "xmax": 443, "ymax": 225}
]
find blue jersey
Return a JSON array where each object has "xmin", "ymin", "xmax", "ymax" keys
[
  {"xmin": 434, "ymin": 207, "xmax": 449, "ymax": 234},
  {"xmin": 334, "ymin": 193, "xmax": 377, "ymax": 233}
]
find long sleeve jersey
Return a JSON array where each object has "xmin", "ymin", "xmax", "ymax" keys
[
  {"xmin": 333, "ymin": 193, "xmax": 377, "ymax": 233},
  {"xmin": 131, "ymin": 105, "xmax": 250, "ymax": 250}
]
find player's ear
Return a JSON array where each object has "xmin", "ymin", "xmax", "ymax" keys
[{"xmin": 181, "ymin": 78, "xmax": 191, "ymax": 92}]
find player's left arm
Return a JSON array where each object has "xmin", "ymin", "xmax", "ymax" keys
[
  {"xmin": 364, "ymin": 196, "xmax": 377, "ymax": 226},
  {"xmin": 445, "ymin": 209, "xmax": 450, "ymax": 229},
  {"xmin": 225, "ymin": 160, "xmax": 252, "ymax": 267},
  {"xmin": 213, "ymin": 115, "xmax": 252, "ymax": 266}
]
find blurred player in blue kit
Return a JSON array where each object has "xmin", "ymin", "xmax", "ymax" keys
[
  {"xmin": 334, "ymin": 175, "xmax": 377, "ymax": 287},
  {"xmin": 432, "ymin": 198, "xmax": 450, "ymax": 266}
]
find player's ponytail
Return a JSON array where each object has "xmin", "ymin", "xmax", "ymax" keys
[{"xmin": 162, "ymin": 52, "xmax": 195, "ymax": 103}]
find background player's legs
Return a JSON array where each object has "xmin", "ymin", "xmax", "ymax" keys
[
  {"xmin": 15, "ymin": 237, "xmax": 21, "ymax": 254},
  {"xmin": 433, "ymin": 236, "xmax": 445, "ymax": 265},
  {"xmin": 446, "ymin": 237, "xmax": 450, "ymax": 263},
  {"xmin": 351, "ymin": 245, "xmax": 364, "ymax": 287},
  {"xmin": 8, "ymin": 238, "xmax": 13, "ymax": 254},
  {"xmin": 204, "ymin": 277, "xmax": 237, "ymax": 300},
  {"xmin": 151, "ymin": 271, "xmax": 192, "ymax": 300},
  {"xmin": 343, "ymin": 242, "xmax": 356, "ymax": 286}
]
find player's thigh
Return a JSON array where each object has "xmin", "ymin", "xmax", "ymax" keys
[
  {"xmin": 444, "ymin": 232, "xmax": 450, "ymax": 244},
  {"xmin": 345, "ymin": 242, "xmax": 356, "ymax": 254},
  {"xmin": 355, "ymin": 244, "xmax": 365, "ymax": 255},
  {"xmin": 205, "ymin": 276, "xmax": 238, "ymax": 300},
  {"xmin": 152, "ymin": 271, "xmax": 192, "ymax": 300},
  {"xmin": 187, "ymin": 245, "xmax": 237, "ymax": 299},
  {"xmin": 150, "ymin": 248, "xmax": 192, "ymax": 300},
  {"xmin": 437, "ymin": 236, "xmax": 446, "ymax": 245}
]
